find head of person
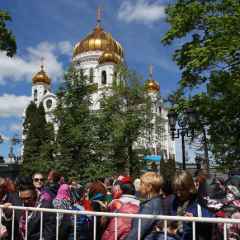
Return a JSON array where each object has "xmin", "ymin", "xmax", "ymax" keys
[
  {"xmin": 118, "ymin": 176, "xmax": 135, "ymax": 196},
  {"xmin": 17, "ymin": 177, "xmax": 38, "ymax": 207},
  {"xmin": 172, "ymin": 171, "xmax": 196, "ymax": 203},
  {"xmin": 140, "ymin": 172, "xmax": 163, "ymax": 199},
  {"xmin": 133, "ymin": 178, "xmax": 141, "ymax": 192},
  {"xmin": 88, "ymin": 180, "xmax": 107, "ymax": 201},
  {"xmin": 32, "ymin": 173, "xmax": 44, "ymax": 190},
  {"xmin": 55, "ymin": 184, "xmax": 71, "ymax": 201},
  {"xmin": 0, "ymin": 177, "xmax": 15, "ymax": 200},
  {"xmin": 47, "ymin": 170, "xmax": 61, "ymax": 184}
]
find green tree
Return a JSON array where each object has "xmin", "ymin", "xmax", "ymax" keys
[
  {"xmin": 162, "ymin": 0, "xmax": 240, "ymax": 170},
  {"xmin": 0, "ymin": 10, "xmax": 16, "ymax": 56},
  {"xmin": 55, "ymin": 66, "xmax": 96, "ymax": 180},
  {"xmin": 96, "ymin": 65, "xmax": 152, "ymax": 176},
  {"xmin": 22, "ymin": 102, "xmax": 54, "ymax": 175}
]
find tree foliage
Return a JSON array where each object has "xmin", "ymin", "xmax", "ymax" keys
[
  {"xmin": 96, "ymin": 65, "xmax": 152, "ymax": 176},
  {"xmin": 0, "ymin": 10, "xmax": 16, "ymax": 56},
  {"xmin": 22, "ymin": 102, "xmax": 54, "ymax": 175},
  {"xmin": 162, "ymin": 0, "xmax": 240, "ymax": 169},
  {"xmin": 55, "ymin": 66, "xmax": 97, "ymax": 181}
]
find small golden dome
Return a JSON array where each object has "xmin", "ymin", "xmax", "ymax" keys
[
  {"xmin": 98, "ymin": 51, "xmax": 122, "ymax": 65},
  {"xmin": 32, "ymin": 65, "xmax": 51, "ymax": 85},
  {"xmin": 146, "ymin": 79, "xmax": 160, "ymax": 92},
  {"xmin": 73, "ymin": 25, "xmax": 124, "ymax": 58}
]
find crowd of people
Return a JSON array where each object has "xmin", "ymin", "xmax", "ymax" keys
[{"xmin": 0, "ymin": 169, "xmax": 239, "ymax": 240}]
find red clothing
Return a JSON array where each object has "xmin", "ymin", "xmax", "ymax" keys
[{"xmin": 102, "ymin": 201, "xmax": 139, "ymax": 240}]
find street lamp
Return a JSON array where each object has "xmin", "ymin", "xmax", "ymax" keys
[{"xmin": 167, "ymin": 108, "xmax": 197, "ymax": 170}]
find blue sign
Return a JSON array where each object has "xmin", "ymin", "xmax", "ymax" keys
[{"xmin": 144, "ymin": 155, "xmax": 161, "ymax": 162}]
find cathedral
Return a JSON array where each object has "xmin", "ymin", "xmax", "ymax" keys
[{"xmin": 23, "ymin": 10, "xmax": 175, "ymax": 162}]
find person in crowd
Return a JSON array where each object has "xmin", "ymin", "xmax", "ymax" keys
[
  {"xmin": 68, "ymin": 184, "xmax": 93, "ymax": 240},
  {"xmin": 32, "ymin": 172, "xmax": 52, "ymax": 202},
  {"xmin": 0, "ymin": 177, "xmax": 21, "ymax": 240},
  {"xmin": 17, "ymin": 177, "xmax": 56, "ymax": 240},
  {"xmin": 44, "ymin": 170, "xmax": 61, "ymax": 201},
  {"xmin": 172, "ymin": 171, "xmax": 214, "ymax": 240},
  {"xmin": 133, "ymin": 178, "xmax": 141, "ymax": 198},
  {"xmin": 52, "ymin": 184, "xmax": 73, "ymax": 240},
  {"xmin": 160, "ymin": 179, "xmax": 175, "ymax": 216},
  {"xmin": 88, "ymin": 180, "xmax": 108, "ymax": 240},
  {"xmin": 32, "ymin": 173, "xmax": 44, "ymax": 193},
  {"xmin": 102, "ymin": 176, "xmax": 140, "ymax": 240},
  {"xmin": 125, "ymin": 172, "xmax": 165, "ymax": 240}
]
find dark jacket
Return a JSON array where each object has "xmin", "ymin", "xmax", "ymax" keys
[
  {"xmin": 25, "ymin": 200, "xmax": 56, "ymax": 240},
  {"xmin": 172, "ymin": 195, "xmax": 214, "ymax": 240},
  {"xmin": 1, "ymin": 192, "xmax": 22, "ymax": 240},
  {"xmin": 125, "ymin": 196, "xmax": 164, "ymax": 240}
]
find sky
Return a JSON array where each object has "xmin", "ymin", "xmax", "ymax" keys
[{"xmin": 0, "ymin": 0, "xmax": 191, "ymax": 163}]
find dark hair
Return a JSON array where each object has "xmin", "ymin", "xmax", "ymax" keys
[
  {"xmin": 16, "ymin": 176, "xmax": 35, "ymax": 192},
  {"xmin": 120, "ymin": 183, "xmax": 135, "ymax": 195},
  {"xmin": 48, "ymin": 170, "xmax": 61, "ymax": 183},
  {"xmin": 161, "ymin": 179, "xmax": 173, "ymax": 196}
]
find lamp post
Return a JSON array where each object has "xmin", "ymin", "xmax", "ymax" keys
[{"xmin": 167, "ymin": 108, "xmax": 196, "ymax": 170}]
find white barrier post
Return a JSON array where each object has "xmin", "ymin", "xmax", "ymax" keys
[
  {"xmin": 74, "ymin": 214, "xmax": 77, "ymax": 240},
  {"xmin": 137, "ymin": 218, "xmax": 141, "ymax": 240},
  {"xmin": 114, "ymin": 217, "xmax": 118, "ymax": 240},
  {"xmin": 56, "ymin": 212, "xmax": 59, "ymax": 240},
  {"xmin": 93, "ymin": 216, "xmax": 97, "ymax": 240},
  {"xmin": 11, "ymin": 209, "xmax": 15, "ymax": 240},
  {"xmin": 164, "ymin": 220, "xmax": 167, "ymax": 240},
  {"xmin": 40, "ymin": 211, "xmax": 43, "ymax": 240},
  {"xmin": 25, "ymin": 210, "xmax": 28, "ymax": 240},
  {"xmin": 224, "ymin": 223, "xmax": 227, "ymax": 240},
  {"xmin": 192, "ymin": 221, "xmax": 196, "ymax": 240}
]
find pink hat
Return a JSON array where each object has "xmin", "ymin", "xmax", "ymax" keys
[{"xmin": 55, "ymin": 184, "xmax": 71, "ymax": 201}]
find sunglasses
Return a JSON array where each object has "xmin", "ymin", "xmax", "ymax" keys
[{"xmin": 33, "ymin": 178, "xmax": 44, "ymax": 182}]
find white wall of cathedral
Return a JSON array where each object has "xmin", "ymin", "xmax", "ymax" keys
[
  {"xmin": 73, "ymin": 51, "xmax": 116, "ymax": 110},
  {"xmin": 32, "ymin": 83, "xmax": 51, "ymax": 106}
]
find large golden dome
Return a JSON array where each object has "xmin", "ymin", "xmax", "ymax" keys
[
  {"xmin": 32, "ymin": 65, "xmax": 51, "ymax": 85},
  {"xmin": 73, "ymin": 25, "xmax": 124, "ymax": 58}
]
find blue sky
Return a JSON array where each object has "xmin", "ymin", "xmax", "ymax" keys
[{"xmin": 0, "ymin": 0, "xmax": 189, "ymax": 162}]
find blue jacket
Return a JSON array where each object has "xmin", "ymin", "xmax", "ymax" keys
[
  {"xmin": 172, "ymin": 195, "xmax": 214, "ymax": 240},
  {"xmin": 125, "ymin": 196, "xmax": 163, "ymax": 240}
]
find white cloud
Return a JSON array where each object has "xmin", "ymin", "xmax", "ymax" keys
[
  {"xmin": 0, "ymin": 94, "xmax": 31, "ymax": 117},
  {"xmin": 118, "ymin": 0, "xmax": 165, "ymax": 24},
  {"xmin": 0, "ymin": 41, "xmax": 72, "ymax": 84},
  {"xmin": 58, "ymin": 41, "xmax": 72, "ymax": 55},
  {"xmin": 9, "ymin": 123, "xmax": 22, "ymax": 132}
]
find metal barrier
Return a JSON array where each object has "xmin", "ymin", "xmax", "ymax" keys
[{"xmin": 0, "ymin": 205, "xmax": 240, "ymax": 240}]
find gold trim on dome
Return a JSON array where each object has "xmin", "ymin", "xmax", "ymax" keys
[
  {"xmin": 32, "ymin": 64, "xmax": 51, "ymax": 85},
  {"xmin": 98, "ymin": 51, "xmax": 122, "ymax": 65}
]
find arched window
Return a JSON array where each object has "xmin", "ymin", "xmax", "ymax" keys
[
  {"xmin": 80, "ymin": 69, "xmax": 84, "ymax": 79},
  {"xmin": 101, "ymin": 70, "xmax": 107, "ymax": 85},
  {"xmin": 34, "ymin": 89, "xmax": 38, "ymax": 102},
  {"xmin": 89, "ymin": 68, "xmax": 94, "ymax": 83}
]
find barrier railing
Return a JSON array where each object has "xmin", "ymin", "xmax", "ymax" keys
[{"xmin": 0, "ymin": 205, "xmax": 240, "ymax": 240}]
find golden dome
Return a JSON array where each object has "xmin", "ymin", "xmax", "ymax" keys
[
  {"xmin": 98, "ymin": 51, "xmax": 122, "ymax": 65},
  {"xmin": 73, "ymin": 25, "xmax": 124, "ymax": 58},
  {"xmin": 32, "ymin": 65, "xmax": 51, "ymax": 85},
  {"xmin": 146, "ymin": 79, "xmax": 160, "ymax": 92}
]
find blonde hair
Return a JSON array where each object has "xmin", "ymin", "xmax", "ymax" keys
[
  {"xmin": 172, "ymin": 171, "xmax": 196, "ymax": 194},
  {"xmin": 140, "ymin": 172, "xmax": 163, "ymax": 197}
]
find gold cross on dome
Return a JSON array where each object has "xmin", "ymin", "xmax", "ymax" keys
[
  {"xmin": 40, "ymin": 57, "xmax": 45, "ymax": 70},
  {"xmin": 149, "ymin": 64, "xmax": 153, "ymax": 79},
  {"xmin": 96, "ymin": 7, "xmax": 102, "ymax": 26}
]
